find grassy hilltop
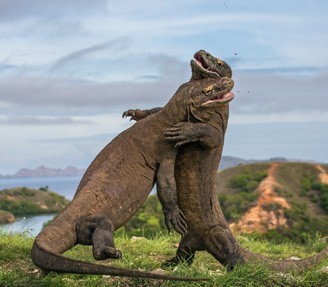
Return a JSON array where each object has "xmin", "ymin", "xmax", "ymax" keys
[
  {"xmin": 0, "ymin": 187, "xmax": 69, "ymax": 223},
  {"xmin": 216, "ymin": 162, "xmax": 328, "ymax": 242}
]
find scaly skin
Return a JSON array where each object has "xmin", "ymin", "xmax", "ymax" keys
[
  {"xmin": 31, "ymin": 58, "xmax": 234, "ymax": 280},
  {"xmin": 129, "ymin": 50, "xmax": 328, "ymax": 272}
]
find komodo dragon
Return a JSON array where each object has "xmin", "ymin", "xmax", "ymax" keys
[
  {"xmin": 31, "ymin": 59, "xmax": 234, "ymax": 280},
  {"xmin": 127, "ymin": 51, "xmax": 328, "ymax": 272},
  {"xmin": 165, "ymin": 99, "xmax": 328, "ymax": 273}
]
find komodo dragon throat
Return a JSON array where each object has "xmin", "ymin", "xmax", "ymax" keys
[
  {"xmin": 128, "ymin": 50, "xmax": 328, "ymax": 272},
  {"xmin": 31, "ymin": 58, "xmax": 234, "ymax": 280}
]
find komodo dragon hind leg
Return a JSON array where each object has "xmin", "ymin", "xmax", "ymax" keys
[
  {"xmin": 162, "ymin": 233, "xmax": 204, "ymax": 268},
  {"xmin": 203, "ymin": 225, "xmax": 244, "ymax": 271},
  {"xmin": 76, "ymin": 215, "xmax": 122, "ymax": 260}
]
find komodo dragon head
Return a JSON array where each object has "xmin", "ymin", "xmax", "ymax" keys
[
  {"xmin": 191, "ymin": 50, "xmax": 232, "ymax": 80},
  {"xmin": 163, "ymin": 76, "xmax": 234, "ymax": 124},
  {"xmin": 186, "ymin": 76, "xmax": 234, "ymax": 123}
]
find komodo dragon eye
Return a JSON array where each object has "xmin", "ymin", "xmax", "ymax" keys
[
  {"xmin": 203, "ymin": 85, "xmax": 214, "ymax": 95},
  {"xmin": 216, "ymin": 60, "xmax": 223, "ymax": 67}
]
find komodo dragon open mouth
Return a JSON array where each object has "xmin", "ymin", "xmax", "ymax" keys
[
  {"xmin": 203, "ymin": 91, "xmax": 234, "ymax": 106},
  {"xmin": 201, "ymin": 78, "xmax": 235, "ymax": 107},
  {"xmin": 192, "ymin": 51, "xmax": 231, "ymax": 78}
]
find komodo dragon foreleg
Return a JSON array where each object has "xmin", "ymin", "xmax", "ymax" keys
[{"xmin": 157, "ymin": 158, "xmax": 187, "ymax": 234}]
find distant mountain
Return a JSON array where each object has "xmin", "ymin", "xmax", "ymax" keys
[{"xmin": 11, "ymin": 165, "xmax": 86, "ymax": 178}]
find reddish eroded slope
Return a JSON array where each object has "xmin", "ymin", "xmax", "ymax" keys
[
  {"xmin": 231, "ymin": 163, "xmax": 291, "ymax": 234},
  {"xmin": 317, "ymin": 164, "xmax": 328, "ymax": 184}
]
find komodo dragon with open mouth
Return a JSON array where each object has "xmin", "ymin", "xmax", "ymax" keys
[
  {"xmin": 127, "ymin": 50, "xmax": 328, "ymax": 272},
  {"xmin": 31, "ymin": 52, "xmax": 234, "ymax": 281}
]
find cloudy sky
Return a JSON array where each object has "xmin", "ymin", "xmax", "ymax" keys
[{"xmin": 0, "ymin": 0, "xmax": 327, "ymax": 174}]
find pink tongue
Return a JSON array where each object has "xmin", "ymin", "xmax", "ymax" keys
[
  {"xmin": 222, "ymin": 92, "xmax": 232, "ymax": 99},
  {"xmin": 215, "ymin": 91, "xmax": 234, "ymax": 101}
]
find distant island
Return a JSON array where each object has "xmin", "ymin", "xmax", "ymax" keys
[{"xmin": 0, "ymin": 165, "xmax": 86, "ymax": 178}]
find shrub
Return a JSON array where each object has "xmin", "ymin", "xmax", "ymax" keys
[{"xmin": 230, "ymin": 170, "xmax": 267, "ymax": 192}]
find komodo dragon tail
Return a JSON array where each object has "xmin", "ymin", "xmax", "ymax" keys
[
  {"xmin": 31, "ymin": 240, "xmax": 208, "ymax": 281},
  {"xmin": 241, "ymin": 246, "xmax": 328, "ymax": 272}
]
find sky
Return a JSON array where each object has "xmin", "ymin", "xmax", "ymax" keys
[{"xmin": 0, "ymin": 0, "xmax": 327, "ymax": 174}]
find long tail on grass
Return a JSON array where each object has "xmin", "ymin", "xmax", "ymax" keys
[
  {"xmin": 31, "ymin": 240, "xmax": 208, "ymax": 281},
  {"xmin": 241, "ymin": 246, "xmax": 328, "ymax": 272}
]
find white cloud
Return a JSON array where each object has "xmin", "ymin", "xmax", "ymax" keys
[{"xmin": 232, "ymin": 69, "xmax": 328, "ymax": 114}]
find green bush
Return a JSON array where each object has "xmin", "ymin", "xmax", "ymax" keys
[
  {"xmin": 219, "ymin": 192, "xmax": 258, "ymax": 221},
  {"xmin": 123, "ymin": 195, "xmax": 166, "ymax": 237},
  {"xmin": 230, "ymin": 170, "xmax": 267, "ymax": 192},
  {"xmin": 0, "ymin": 199, "xmax": 41, "ymax": 215},
  {"xmin": 12, "ymin": 187, "xmax": 35, "ymax": 197},
  {"xmin": 300, "ymin": 175, "xmax": 328, "ymax": 213}
]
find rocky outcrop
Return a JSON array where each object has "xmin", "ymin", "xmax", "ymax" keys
[{"xmin": 0, "ymin": 210, "xmax": 15, "ymax": 223}]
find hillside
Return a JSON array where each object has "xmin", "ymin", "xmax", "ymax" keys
[
  {"xmin": 0, "ymin": 187, "xmax": 69, "ymax": 223},
  {"xmin": 217, "ymin": 162, "xmax": 328, "ymax": 242},
  {"xmin": 126, "ymin": 162, "xmax": 328, "ymax": 242}
]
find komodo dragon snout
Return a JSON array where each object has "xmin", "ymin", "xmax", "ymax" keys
[{"xmin": 193, "ymin": 77, "xmax": 234, "ymax": 107}]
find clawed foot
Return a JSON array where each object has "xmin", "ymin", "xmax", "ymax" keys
[
  {"xmin": 163, "ymin": 206, "xmax": 187, "ymax": 236},
  {"xmin": 93, "ymin": 246, "xmax": 122, "ymax": 260},
  {"xmin": 122, "ymin": 109, "xmax": 136, "ymax": 121},
  {"xmin": 164, "ymin": 122, "xmax": 201, "ymax": 148},
  {"xmin": 161, "ymin": 257, "xmax": 180, "ymax": 269},
  {"xmin": 122, "ymin": 109, "xmax": 147, "ymax": 121}
]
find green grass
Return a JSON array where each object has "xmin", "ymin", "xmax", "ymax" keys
[{"xmin": 0, "ymin": 231, "xmax": 327, "ymax": 287}]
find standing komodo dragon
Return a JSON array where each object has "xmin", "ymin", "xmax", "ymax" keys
[
  {"xmin": 167, "ymin": 92, "xmax": 328, "ymax": 273},
  {"xmin": 127, "ymin": 50, "xmax": 328, "ymax": 272},
  {"xmin": 31, "ymin": 56, "xmax": 234, "ymax": 280}
]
